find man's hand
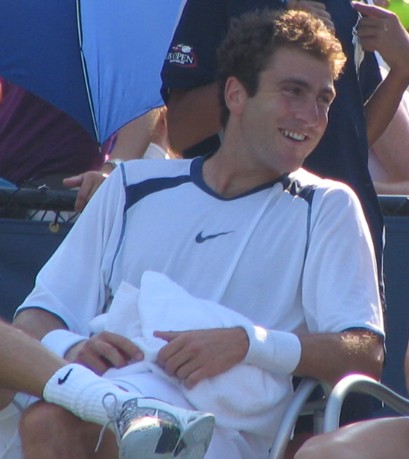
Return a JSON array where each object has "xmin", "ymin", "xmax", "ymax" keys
[
  {"xmin": 373, "ymin": 0, "xmax": 389, "ymax": 7},
  {"xmin": 154, "ymin": 328, "xmax": 249, "ymax": 389},
  {"xmin": 63, "ymin": 171, "xmax": 107, "ymax": 212},
  {"xmin": 65, "ymin": 331, "xmax": 143, "ymax": 375},
  {"xmin": 353, "ymin": 2, "xmax": 409, "ymax": 78}
]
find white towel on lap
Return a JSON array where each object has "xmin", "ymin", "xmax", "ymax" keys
[{"xmin": 89, "ymin": 271, "xmax": 293, "ymax": 439}]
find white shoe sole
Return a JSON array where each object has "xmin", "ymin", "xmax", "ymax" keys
[
  {"xmin": 120, "ymin": 413, "xmax": 215, "ymax": 459},
  {"xmin": 174, "ymin": 414, "xmax": 215, "ymax": 459}
]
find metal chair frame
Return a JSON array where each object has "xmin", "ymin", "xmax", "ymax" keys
[
  {"xmin": 323, "ymin": 374, "xmax": 409, "ymax": 433},
  {"xmin": 269, "ymin": 378, "xmax": 331, "ymax": 459}
]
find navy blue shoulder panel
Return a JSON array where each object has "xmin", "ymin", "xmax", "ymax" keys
[
  {"xmin": 287, "ymin": 179, "xmax": 317, "ymax": 206},
  {"xmin": 125, "ymin": 176, "xmax": 191, "ymax": 212},
  {"xmin": 287, "ymin": 178, "xmax": 317, "ymax": 263}
]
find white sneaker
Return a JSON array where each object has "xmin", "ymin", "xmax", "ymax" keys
[{"xmin": 116, "ymin": 397, "xmax": 215, "ymax": 459}]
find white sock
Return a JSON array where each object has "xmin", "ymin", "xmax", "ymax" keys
[{"xmin": 43, "ymin": 363, "xmax": 140, "ymax": 426}]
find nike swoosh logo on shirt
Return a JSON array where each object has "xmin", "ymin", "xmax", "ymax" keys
[{"xmin": 195, "ymin": 231, "xmax": 233, "ymax": 243}]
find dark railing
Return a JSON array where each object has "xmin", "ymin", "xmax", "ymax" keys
[
  {"xmin": 0, "ymin": 187, "xmax": 408, "ymax": 216},
  {"xmin": 0, "ymin": 186, "xmax": 77, "ymax": 212}
]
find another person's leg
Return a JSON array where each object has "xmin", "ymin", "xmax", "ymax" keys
[
  {"xmin": 294, "ymin": 417, "xmax": 409, "ymax": 459},
  {"xmin": 20, "ymin": 402, "xmax": 117, "ymax": 459}
]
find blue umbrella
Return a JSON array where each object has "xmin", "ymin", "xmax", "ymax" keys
[{"xmin": 0, "ymin": 0, "xmax": 184, "ymax": 144}]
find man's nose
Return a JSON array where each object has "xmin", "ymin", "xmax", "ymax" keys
[
  {"xmin": 295, "ymin": 98, "xmax": 320, "ymax": 126},
  {"xmin": 304, "ymin": 100, "xmax": 320, "ymax": 126}
]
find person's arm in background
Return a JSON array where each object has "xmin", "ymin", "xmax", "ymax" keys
[
  {"xmin": 374, "ymin": 180, "xmax": 409, "ymax": 194},
  {"xmin": 356, "ymin": 2, "xmax": 409, "ymax": 145},
  {"xmin": 369, "ymin": 95, "xmax": 409, "ymax": 193},
  {"xmin": 354, "ymin": 2, "xmax": 409, "ymax": 194},
  {"xmin": 63, "ymin": 108, "xmax": 162, "ymax": 211}
]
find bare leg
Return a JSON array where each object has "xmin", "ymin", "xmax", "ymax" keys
[
  {"xmin": 20, "ymin": 401, "xmax": 118, "ymax": 459},
  {"xmin": 284, "ymin": 432, "xmax": 313, "ymax": 459},
  {"xmin": 294, "ymin": 417, "xmax": 409, "ymax": 459}
]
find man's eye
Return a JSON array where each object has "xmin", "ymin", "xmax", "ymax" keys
[
  {"xmin": 318, "ymin": 95, "xmax": 332, "ymax": 106},
  {"xmin": 284, "ymin": 86, "xmax": 301, "ymax": 96}
]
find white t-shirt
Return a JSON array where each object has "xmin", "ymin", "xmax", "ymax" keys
[{"xmin": 19, "ymin": 155, "xmax": 384, "ymax": 340}]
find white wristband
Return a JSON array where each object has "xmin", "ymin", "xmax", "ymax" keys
[
  {"xmin": 41, "ymin": 329, "xmax": 87, "ymax": 358},
  {"xmin": 243, "ymin": 324, "xmax": 301, "ymax": 375}
]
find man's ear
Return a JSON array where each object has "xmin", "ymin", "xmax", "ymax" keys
[{"xmin": 224, "ymin": 77, "xmax": 247, "ymax": 117}]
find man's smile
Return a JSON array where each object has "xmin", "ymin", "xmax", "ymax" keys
[{"xmin": 279, "ymin": 128, "xmax": 307, "ymax": 142}]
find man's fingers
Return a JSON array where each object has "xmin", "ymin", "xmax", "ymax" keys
[
  {"xmin": 62, "ymin": 175, "xmax": 82, "ymax": 188},
  {"xmin": 153, "ymin": 330, "xmax": 180, "ymax": 342},
  {"xmin": 183, "ymin": 368, "xmax": 206, "ymax": 389},
  {"xmin": 73, "ymin": 332, "xmax": 143, "ymax": 373},
  {"xmin": 160, "ymin": 347, "xmax": 192, "ymax": 377},
  {"xmin": 73, "ymin": 177, "xmax": 96, "ymax": 212},
  {"xmin": 155, "ymin": 332, "xmax": 184, "ymax": 369},
  {"xmin": 174, "ymin": 359, "xmax": 202, "ymax": 381},
  {"xmin": 352, "ymin": 1, "xmax": 394, "ymax": 18},
  {"xmin": 74, "ymin": 351, "xmax": 111, "ymax": 375},
  {"xmin": 156, "ymin": 339, "xmax": 205, "ymax": 385},
  {"xmin": 63, "ymin": 173, "xmax": 88, "ymax": 211},
  {"xmin": 99, "ymin": 331, "xmax": 143, "ymax": 361},
  {"xmin": 64, "ymin": 171, "xmax": 107, "ymax": 211}
]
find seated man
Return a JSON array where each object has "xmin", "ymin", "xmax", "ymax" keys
[
  {"xmin": 294, "ymin": 338, "xmax": 409, "ymax": 459},
  {"xmin": 3, "ymin": 9, "xmax": 384, "ymax": 459}
]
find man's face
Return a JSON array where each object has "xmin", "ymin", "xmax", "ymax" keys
[{"xmin": 237, "ymin": 46, "xmax": 335, "ymax": 177}]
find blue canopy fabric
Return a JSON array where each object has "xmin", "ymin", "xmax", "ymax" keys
[
  {"xmin": 0, "ymin": 0, "xmax": 184, "ymax": 144},
  {"xmin": 79, "ymin": 0, "xmax": 185, "ymax": 143}
]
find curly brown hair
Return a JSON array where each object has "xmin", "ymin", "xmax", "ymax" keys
[{"xmin": 217, "ymin": 9, "xmax": 346, "ymax": 128}]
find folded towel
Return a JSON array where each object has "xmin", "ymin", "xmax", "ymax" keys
[{"xmin": 89, "ymin": 272, "xmax": 293, "ymax": 439}]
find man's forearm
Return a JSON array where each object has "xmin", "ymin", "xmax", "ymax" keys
[
  {"xmin": 295, "ymin": 330, "xmax": 384, "ymax": 386},
  {"xmin": 13, "ymin": 308, "xmax": 68, "ymax": 341}
]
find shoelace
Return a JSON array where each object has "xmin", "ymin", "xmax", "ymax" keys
[
  {"xmin": 94, "ymin": 392, "xmax": 122, "ymax": 452},
  {"xmin": 118, "ymin": 398, "xmax": 160, "ymax": 428}
]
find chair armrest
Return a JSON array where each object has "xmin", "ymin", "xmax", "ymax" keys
[
  {"xmin": 269, "ymin": 378, "xmax": 330, "ymax": 459},
  {"xmin": 323, "ymin": 374, "xmax": 409, "ymax": 433}
]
